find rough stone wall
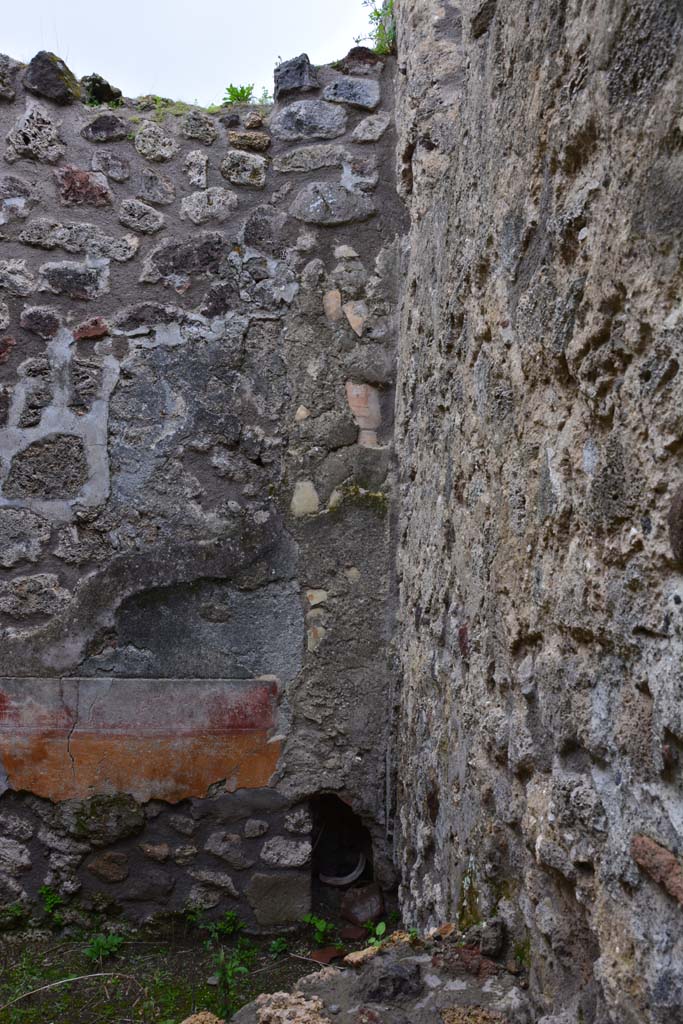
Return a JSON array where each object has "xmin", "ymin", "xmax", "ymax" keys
[
  {"xmin": 0, "ymin": 48, "xmax": 403, "ymax": 927},
  {"xmin": 392, "ymin": 1, "xmax": 683, "ymax": 1022}
]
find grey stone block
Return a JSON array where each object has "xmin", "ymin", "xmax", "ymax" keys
[
  {"xmin": 245, "ymin": 872, "xmax": 311, "ymax": 926},
  {"xmin": 322, "ymin": 77, "xmax": 380, "ymax": 111},
  {"xmin": 273, "ymin": 54, "xmax": 320, "ymax": 100},
  {"xmin": 270, "ymin": 100, "xmax": 346, "ymax": 142}
]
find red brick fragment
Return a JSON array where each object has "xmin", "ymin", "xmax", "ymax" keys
[
  {"xmin": 632, "ymin": 833, "xmax": 683, "ymax": 907},
  {"xmin": 0, "ymin": 336, "xmax": 16, "ymax": 363},
  {"xmin": 458, "ymin": 623, "xmax": 470, "ymax": 659},
  {"xmin": 74, "ymin": 317, "xmax": 109, "ymax": 341},
  {"xmin": 341, "ymin": 883, "xmax": 384, "ymax": 926},
  {"xmin": 355, "ymin": 1010, "xmax": 382, "ymax": 1024},
  {"xmin": 310, "ymin": 946, "xmax": 344, "ymax": 965}
]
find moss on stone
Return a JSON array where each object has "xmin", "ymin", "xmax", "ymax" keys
[
  {"xmin": 490, "ymin": 876, "xmax": 515, "ymax": 910},
  {"xmin": 71, "ymin": 793, "xmax": 144, "ymax": 845},
  {"xmin": 340, "ymin": 483, "xmax": 389, "ymax": 516},
  {"xmin": 0, "ymin": 902, "xmax": 27, "ymax": 932},
  {"xmin": 513, "ymin": 936, "xmax": 531, "ymax": 970},
  {"xmin": 457, "ymin": 862, "xmax": 481, "ymax": 931},
  {"xmin": 134, "ymin": 95, "xmax": 192, "ymax": 122},
  {"xmin": 45, "ymin": 52, "xmax": 82, "ymax": 99}
]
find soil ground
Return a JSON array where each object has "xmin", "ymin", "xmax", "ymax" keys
[{"xmin": 0, "ymin": 924, "xmax": 346, "ymax": 1024}]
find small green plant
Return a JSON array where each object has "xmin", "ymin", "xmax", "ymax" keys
[
  {"xmin": 84, "ymin": 94, "xmax": 122, "ymax": 109},
  {"xmin": 223, "ymin": 83, "xmax": 255, "ymax": 105},
  {"xmin": 303, "ymin": 913, "xmax": 336, "ymax": 947},
  {"xmin": 213, "ymin": 938, "xmax": 257, "ymax": 1018},
  {"xmin": 269, "ymin": 936, "xmax": 289, "ymax": 956},
  {"xmin": 213, "ymin": 947, "xmax": 249, "ymax": 1018},
  {"xmin": 203, "ymin": 910, "xmax": 246, "ymax": 948},
  {"xmin": 38, "ymin": 885, "xmax": 64, "ymax": 926},
  {"xmin": 192, "ymin": 908, "xmax": 254, "ymax": 1016},
  {"xmin": 408, "ymin": 926, "xmax": 419, "ymax": 942},
  {"xmin": 184, "ymin": 905, "xmax": 204, "ymax": 928},
  {"xmin": 364, "ymin": 920, "xmax": 387, "ymax": 947},
  {"xmin": 355, "ymin": 0, "xmax": 396, "ymax": 55},
  {"xmin": 84, "ymin": 932, "xmax": 125, "ymax": 962},
  {"xmin": 0, "ymin": 901, "xmax": 26, "ymax": 930},
  {"xmin": 514, "ymin": 937, "xmax": 531, "ymax": 970},
  {"xmin": 186, "ymin": 907, "xmax": 246, "ymax": 948},
  {"xmin": 457, "ymin": 860, "xmax": 481, "ymax": 931}
]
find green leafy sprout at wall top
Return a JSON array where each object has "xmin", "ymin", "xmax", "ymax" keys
[{"xmin": 356, "ymin": 0, "xmax": 396, "ymax": 55}]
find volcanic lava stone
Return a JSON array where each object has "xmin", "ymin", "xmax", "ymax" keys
[{"xmin": 23, "ymin": 51, "xmax": 82, "ymax": 104}]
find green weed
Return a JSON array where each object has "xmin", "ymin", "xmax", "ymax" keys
[
  {"xmin": 364, "ymin": 920, "xmax": 387, "ymax": 947},
  {"xmin": 84, "ymin": 933, "xmax": 125, "ymax": 962},
  {"xmin": 0, "ymin": 902, "xmax": 27, "ymax": 930},
  {"xmin": 514, "ymin": 937, "xmax": 531, "ymax": 970},
  {"xmin": 269, "ymin": 937, "xmax": 289, "ymax": 956},
  {"xmin": 38, "ymin": 885, "xmax": 64, "ymax": 927},
  {"xmin": 223, "ymin": 83, "xmax": 255, "ymax": 105},
  {"xmin": 190, "ymin": 909, "xmax": 246, "ymax": 950},
  {"xmin": 355, "ymin": 0, "xmax": 396, "ymax": 55},
  {"xmin": 302, "ymin": 913, "xmax": 336, "ymax": 947}
]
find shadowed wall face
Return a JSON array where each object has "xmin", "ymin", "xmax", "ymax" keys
[
  {"xmin": 0, "ymin": 47, "xmax": 403, "ymax": 925},
  {"xmin": 392, "ymin": 1, "xmax": 683, "ymax": 1022}
]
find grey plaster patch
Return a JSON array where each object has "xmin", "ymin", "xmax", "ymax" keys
[
  {"xmin": 0, "ymin": 327, "xmax": 117, "ymax": 520},
  {"xmin": 82, "ymin": 579, "xmax": 304, "ymax": 682}
]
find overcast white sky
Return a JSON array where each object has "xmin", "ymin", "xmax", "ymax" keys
[{"xmin": 3, "ymin": 0, "xmax": 374, "ymax": 106}]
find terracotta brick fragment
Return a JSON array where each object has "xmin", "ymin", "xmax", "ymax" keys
[
  {"xmin": 632, "ymin": 833, "xmax": 683, "ymax": 906},
  {"xmin": 74, "ymin": 317, "xmax": 109, "ymax": 341},
  {"xmin": 0, "ymin": 336, "xmax": 16, "ymax": 363}
]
